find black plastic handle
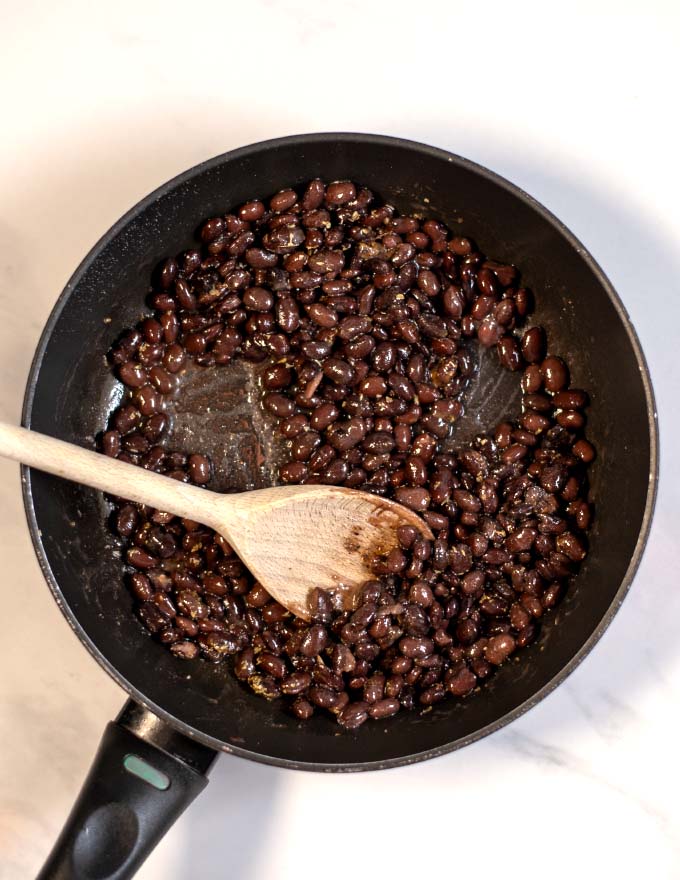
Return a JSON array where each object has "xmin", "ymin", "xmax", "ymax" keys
[{"xmin": 37, "ymin": 700, "xmax": 218, "ymax": 880}]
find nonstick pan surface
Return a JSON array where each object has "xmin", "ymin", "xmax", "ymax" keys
[{"xmin": 22, "ymin": 133, "xmax": 657, "ymax": 772}]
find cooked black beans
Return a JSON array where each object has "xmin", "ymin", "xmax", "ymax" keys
[
  {"xmin": 243, "ymin": 287, "xmax": 274, "ymax": 312},
  {"xmin": 497, "ymin": 336, "xmax": 523, "ymax": 371},
  {"xmin": 326, "ymin": 181, "xmax": 356, "ymax": 205},
  {"xmin": 118, "ymin": 361, "xmax": 147, "ymax": 388},
  {"xmin": 521, "ymin": 326, "xmax": 547, "ymax": 364},
  {"xmin": 99, "ymin": 179, "xmax": 595, "ymax": 731},
  {"xmin": 541, "ymin": 356, "xmax": 569, "ymax": 393},
  {"xmin": 188, "ymin": 454, "xmax": 211, "ymax": 485}
]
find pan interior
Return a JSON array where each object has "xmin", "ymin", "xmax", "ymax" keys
[{"xmin": 24, "ymin": 135, "xmax": 654, "ymax": 768}]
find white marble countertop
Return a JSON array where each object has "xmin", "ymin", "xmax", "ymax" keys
[{"xmin": 1, "ymin": 2, "xmax": 679, "ymax": 877}]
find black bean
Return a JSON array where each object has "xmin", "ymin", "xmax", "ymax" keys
[
  {"xmin": 409, "ymin": 581, "xmax": 434, "ymax": 607},
  {"xmin": 270, "ymin": 189, "xmax": 298, "ymax": 213},
  {"xmin": 522, "ymin": 409, "xmax": 551, "ymax": 434},
  {"xmin": 162, "ymin": 343, "xmax": 185, "ymax": 374},
  {"xmin": 419, "ymin": 683, "xmax": 446, "ymax": 705},
  {"xmin": 243, "ymin": 287, "xmax": 274, "ymax": 312},
  {"xmin": 307, "ymin": 303, "xmax": 338, "ymax": 328},
  {"xmin": 237, "ymin": 200, "xmax": 264, "ymax": 222},
  {"xmin": 556, "ymin": 531, "xmax": 587, "ymax": 561},
  {"xmin": 522, "ymin": 364, "xmax": 543, "ymax": 394},
  {"xmin": 199, "ymin": 631, "xmax": 242, "ymax": 659},
  {"xmin": 184, "ymin": 331, "xmax": 207, "ymax": 355},
  {"xmin": 300, "ymin": 624, "xmax": 328, "ymax": 657},
  {"xmin": 556, "ymin": 410, "xmax": 585, "ymax": 430},
  {"xmin": 153, "ymin": 592, "xmax": 176, "ymax": 618},
  {"xmin": 281, "ymin": 672, "xmax": 312, "ymax": 695},
  {"xmin": 446, "ymin": 665, "xmax": 477, "ymax": 696},
  {"xmin": 394, "ymin": 486, "xmax": 430, "ymax": 512},
  {"xmin": 521, "ymin": 327, "xmax": 547, "ymax": 364},
  {"xmin": 474, "ymin": 315, "xmax": 500, "ymax": 348},
  {"xmin": 129, "ymin": 572, "xmax": 153, "ymax": 601},
  {"xmin": 148, "ymin": 366, "xmax": 175, "ymax": 395},
  {"xmin": 200, "ymin": 217, "xmax": 225, "ymax": 242},
  {"xmin": 140, "ymin": 318, "xmax": 162, "ymax": 345},
  {"xmin": 179, "ymin": 250, "xmax": 200, "ymax": 274},
  {"xmin": 245, "ymin": 247, "xmax": 278, "ymax": 268},
  {"xmin": 262, "ymin": 364, "xmax": 292, "ymax": 391},
  {"xmin": 188, "ymin": 454, "xmax": 211, "ymax": 485},
  {"xmin": 289, "ymin": 698, "xmax": 313, "ymax": 720},
  {"xmin": 338, "ymin": 701, "xmax": 369, "ymax": 729},
  {"xmin": 151, "ymin": 292, "xmax": 176, "ymax": 311},
  {"xmin": 289, "ymin": 271, "xmax": 322, "ymax": 290},
  {"xmin": 291, "ymin": 431, "xmax": 321, "ymax": 461},
  {"xmin": 368, "ymin": 698, "xmax": 400, "ymax": 719},
  {"xmin": 456, "ymin": 618, "xmax": 480, "ymax": 645},
  {"xmin": 515, "ymin": 623, "xmax": 538, "ymax": 648},
  {"xmin": 257, "ymin": 652, "xmax": 287, "ymax": 679},
  {"xmin": 299, "ymin": 179, "xmax": 324, "ymax": 210},
  {"xmin": 159, "ymin": 312, "xmax": 179, "ymax": 344},
  {"xmin": 279, "ymin": 414, "xmax": 308, "ymax": 438},
  {"xmin": 101, "ymin": 430, "xmax": 121, "ymax": 458},
  {"xmin": 363, "ymin": 432, "xmax": 394, "ymax": 454},
  {"xmin": 363, "ymin": 674, "xmax": 385, "ymax": 703},
  {"xmin": 497, "ymin": 335, "xmax": 523, "ymax": 371},
  {"xmin": 118, "ymin": 361, "xmax": 147, "ymax": 388},
  {"xmin": 417, "ymin": 269, "xmax": 440, "ymax": 297},
  {"xmin": 307, "ymin": 685, "xmax": 339, "ymax": 709},
  {"xmin": 307, "ymin": 250, "xmax": 343, "ymax": 274},
  {"xmin": 305, "ymin": 403, "xmax": 336, "ymax": 431},
  {"xmin": 553, "ymin": 389, "xmax": 589, "ymax": 409},
  {"xmin": 200, "ymin": 573, "xmax": 227, "ymax": 596},
  {"xmin": 264, "ymin": 393, "xmax": 295, "ymax": 417},
  {"xmin": 523, "ymin": 392, "xmax": 552, "ymax": 413},
  {"xmin": 321, "ymin": 459, "xmax": 349, "ymax": 484},
  {"xmin": 449, "ymin": 543, "xmax": 473, "ymax": 574},
  {"xmin": 323, "ymin": 358, "xmax": 355, "ymax": 385},
  {"xmin": 127, "ymin": 547, "xmax": 157, "ymax": 569},
  {"xmin": 542, "ymin": 356, "xmax": 569, "ymax": 393},
  {"xmin": 571, "ymin": 500, "xmax": 592, "ymax": 531},
  {"xmin": 404, "ymin": 456, "xmax": 427, "ymax": 486},
  {"xmin": 573, "ymin": 439, "xmax": 596, "ymax": 462},
  {"xmin": 485, "ymin": 634, "xmax": 516, "ymax": 665},
  {"xmin": 399, "ymin": 636, "xmax": 434, "ymax": 658},
  {"xmin": 156, "ymin": 258, "xmax": 178, "ymax": 290},
  {"xmin": 231, "ymin": 649, "xmax": 255, "ymax": 681},
  {"xmin": 326, "ymin": 181, "xmax": 356, "ymax": 205},
  {"xmin": 175, "ymin": 277, "xmax": 197, "ymax": 311}
]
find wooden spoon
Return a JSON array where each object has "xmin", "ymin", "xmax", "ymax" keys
[{"xmin": 0, "ymin": 423, "xmax": 433, "ymax": 619}]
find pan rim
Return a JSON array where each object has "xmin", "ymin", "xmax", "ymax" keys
[{"xmin": 20, "ymin": 132, "xmax": 659, "ymax": 771}]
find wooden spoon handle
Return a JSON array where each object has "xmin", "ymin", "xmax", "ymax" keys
[{"xmin": 0, "ymin": 422, "xmax": 223, "ymax": 529}]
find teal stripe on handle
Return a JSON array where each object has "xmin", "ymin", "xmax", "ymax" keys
[{"xmin": 123, "ymin": 754, "xmax": 171, "ymax": 791}]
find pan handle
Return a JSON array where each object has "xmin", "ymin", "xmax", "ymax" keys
[{"xmin": 37, "ymin": 699, "xmax": 218, "ymax": 880}]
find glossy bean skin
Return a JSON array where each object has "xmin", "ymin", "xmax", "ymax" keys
[
  {"xmin": 541, "ymin": 356, "xmax": 569, "ymax": 393},
  {"xmin": 521, "ymin": 327, "xmax": 547, "ymax": 364},
  {"xmin": 497, "ymin": 336, "xmax": 523, "ymax": 371},
  {"xmin": 188, "ymin": 454, "xmax": 211, "ymax": 484},
  {"xmin": 326, "ymin": 181, "xmax": 356, "ymax": 205}
]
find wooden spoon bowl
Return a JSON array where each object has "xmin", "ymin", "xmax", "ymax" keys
[{"xmin": 0, "ymin": 423, "xmax": 432, "ymax": 619}]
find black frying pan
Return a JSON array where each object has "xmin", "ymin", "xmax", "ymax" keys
[{"xmin": 21, "ymin": 134, "xmax": 657, "ymax": 879}]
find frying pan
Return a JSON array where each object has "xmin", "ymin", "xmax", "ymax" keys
[{"xmin": 20, "ymin": 133, "xmax": 657, "ymax": 879}]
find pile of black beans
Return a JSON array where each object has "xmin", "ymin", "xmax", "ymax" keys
[{"xmin": 101, "ymin": 179, "xmax": 595, "ymax": 729}]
